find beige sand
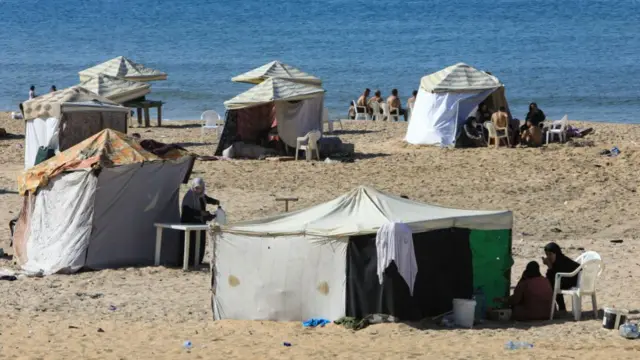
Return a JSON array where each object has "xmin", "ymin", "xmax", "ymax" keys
[{"xmin": 0, "ymin": 112, "xmax": 638, "ymax": 359}]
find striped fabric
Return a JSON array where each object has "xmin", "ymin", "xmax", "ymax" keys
[
  {"xmin": 232, "ymin": 60, "xmax": 322, "ymax": 85},
  {"xmin": 78, "ymin": 74, "xmax": 151, "ymax": 104},
  {"xmin": 78, "ymin": 56, "xmax": 167, "ymax": 82},
  {"xmin": 224, "ymin": 77, "xmax": 325, "ymax": 110},
  {"xmin": 420, "ymin": 63, "xmax": 502, "ymax": 93},
  {"xmin": 21, "ymin": 86, "xmax": 125, "ymax": 121}
]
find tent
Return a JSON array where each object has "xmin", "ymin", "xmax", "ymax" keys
[
  {"xmin": 232, "ymin": 60, "xmax": 322, "ymax": 85},
  {"xmin": 20, "ymin": 86, "xmax": 130, "ymax": 169},
  {"xmin": 405, "ymin": 63, "xmax": 511, "ymax": 146},
  {"xmin": 13, "ymin": 129, "xmax": 194, "ymax": 275},
  {"xmin": 79, "ymin": 56, "xmax": 167, "ymax": 82},
  {"xmin": 78, "ymin": 74, "xmax": 151, "ymax": 103},
  {"xmin": 215, "ymin": 78, "xmax": 325, "ymax": 155},
  {"xmin": 211, "ymin": 186, "xmax": 513, "ymax": 321}
]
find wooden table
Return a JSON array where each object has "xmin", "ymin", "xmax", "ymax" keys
[
  {"xmin": 275, "ymin": 197, "xmax": 298, "ymax": 212},
  {"xmin": 154, "ymin": 223, "xmax": 209, "ymax": 270},
  {"xmin": 124, "ymin": 100, "xmax": 164, "ymax": 127}
]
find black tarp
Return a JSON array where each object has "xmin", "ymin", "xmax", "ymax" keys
[{"xmin": 346, "ymin": 228, "xmax": 473, "ymax": 320}]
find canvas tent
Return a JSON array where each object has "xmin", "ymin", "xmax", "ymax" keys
[
  {"xmin": 211, "ymin": 186, "xmax": 513, "ymax": 321},
  {"xmin": 79, "ymin": 56, "xmax": 167, "ymax": 82},
  {"xmin": 215, "ymin": 77, "xmax": 325, "ymax": 155},
  {"xmin": 20, "ymin": 86, "xmax": 130, "ymax": 169},
  {"xmin": 231, "ymin": 60, "xmax": 322, "ymax": 85},
  {"xmin": 13, "ymin": 129, "xmax": 194, "ymax": 275},
  {"xmin": 78, "ymin": 74, "xmax": 151, "ymax": 103},
  {"xmin": 405, "ymin": 63, "xmax": 511, "ymax": 146}
]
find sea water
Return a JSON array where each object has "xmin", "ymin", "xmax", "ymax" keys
[{"xmin": 0, "ymin": 0, "xmax": 639, "ymax": 122}]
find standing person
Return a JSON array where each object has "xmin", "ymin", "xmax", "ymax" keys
[
  {"xmin": 386, "ymin": 88, "xmax": 407, "ymax": 121},
  {"xmin": 50, "ymin": 85, "xmax": 57, "ymax": 92},
  {"xmin": 494, "ymin": 261, "xmax": 553, "ymax": 321},
  {"xmin": 28, "ymin": 85, "xmax": 36, "ymax": 99},
  {"xmin": 542, "ymin": 242, "xmax": 580, "ymax": 315},
  {"xmin": 180, "ymin": 178, "xmax": 220, "ymax": 266}
]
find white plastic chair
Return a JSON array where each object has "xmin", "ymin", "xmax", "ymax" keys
[
  {"xmin": 295, "ymin": 130, "xmax": 321, "ymax": 161},
  {"xmin": 546, "ymin": 115, "xmax": 569, "ymax": 144},
  {"xmin": 352, "ymin": 100, "xmax": 370, "ymax": 120},
  {"xmin": 324, "ymin": 107, "xmax": 342, "ymax": 133},
  {"xmin": 550, "ymin": 251, "xmax": 604, "ymax": 321},
  {"xmin": 201, "ymin": 110, "xmax": 224, "ymax": 141},
  {"xmin": 370, "ymin": 101, "xmax": 383, "ymax": 121},
  {"xmin": 388, "ymin": 105, "xmax": 402, "ymax": 122},
  {"xmin": 484, "ymin": 122, "xmax": 509, "ymax": 148}
]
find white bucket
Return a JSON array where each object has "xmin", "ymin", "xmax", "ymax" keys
[{"xmin": 453, "ymin": 298, "xmax": 476, "ymax": 328}]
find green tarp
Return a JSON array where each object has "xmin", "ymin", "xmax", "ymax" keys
[{"xmin": 469, "ymin": 229, "xmax": 513, "ymax": 307}]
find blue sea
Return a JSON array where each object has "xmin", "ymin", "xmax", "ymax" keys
[{"xmin": 1, "ymin": 0, "xmax": 639, "ymax": 122}]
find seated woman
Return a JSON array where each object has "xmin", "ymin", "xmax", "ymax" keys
[
  {"xmin": 456, "ymin": 117, "xmax": 485, "ymax": 148},
  {"xmin": 543, "ymin": 242, "xmax": 580, "ymax": 314},
  {"xmin": 179, "ymin": 178, "xmax": 220, "ymax": 266},
  {"xmin": 495, "ymin": 261, "xmax": 553, "ymax": 321},
  {"xmin": 520, "ymin": 119, "xmax": 542, "ymax": 147}
]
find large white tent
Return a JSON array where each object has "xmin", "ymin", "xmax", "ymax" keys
[
  {"xmin": 405, "ymin": 63, "xmax": 508, "ymax": 146},
  {"xmin": 14, "ymin": 129, "xmax": 194, "ymax": 275},
  {"xmin": 231, "ymin": 60, "xmax": 322, "ymax": 85},
  {"xmin": 79, "ymin": 56, "xmax": 167, "ymax": 82},
  {"xmin": 78, "ymin": 74, "xmax": 151, "ymax": 103},
  {"xmin": 215, "ymin": 78, "xmax": 325, "ymax": 154},
  {"xmin": 20, "ymin": 86, "xmax": 130, "ymax": 169},
  {"xmin": 211, "ymin": 186, "xmax": 513, "ymax": 321}
]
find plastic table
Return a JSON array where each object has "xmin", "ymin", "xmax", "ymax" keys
[{"xmin": 154, "ymin": 223, "xmax": 209, "ymax": 270}]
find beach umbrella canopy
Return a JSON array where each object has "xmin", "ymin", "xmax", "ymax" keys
[
  {"xmin": 79, "ymin": 56, "xmax": 167, "ymax": 82},
  {"xmin": 420, "ymin": 63, "xmax": 502, "ymax": 93},
  {"xmin": 231, "ymin": 60, "xmax": 321, "ymax": 85},
  {"xmin": 224, "ymin": 77, "xmax": 325, "ymax": 110},
  {"xmin": 78, "ymin": 74, "xmax": 151, "ymax": 103}
]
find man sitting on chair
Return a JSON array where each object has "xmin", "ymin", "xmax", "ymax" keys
[
  {"xmin": 386, "ymin": 88, "xmax": 407, "ymax": 121},
  {"xmin": 349, "ymin": 88, "xmax": 371, "ymax": 119},
  {"xmin": 490, "ymin": 106, "xmax": 514, "ymax": 146}
]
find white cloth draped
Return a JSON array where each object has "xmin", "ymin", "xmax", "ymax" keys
[
  {"xmin": 275, "ymin": 95, "xmax": 323, "ymax": 148},
  {"xmin": 376, "ymin": 222, "xmax": 418, "ymax": 295}
]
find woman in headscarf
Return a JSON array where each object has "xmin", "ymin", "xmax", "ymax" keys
[
  {"xmin": 456, "ymin": 117, "xmax": 485, "ymax": 148},
  {"xmin": 180, "ymin": 178, "xmax": 220, "ymax": 266},
  {"xmin": 495, "ymin": 261, "xmax": 553, "ymax": 321},
  {"xmin": 543, "ymin": 242, "xmax": 580, "ymax": 314}
]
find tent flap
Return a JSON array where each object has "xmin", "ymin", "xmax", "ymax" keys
[{"xmin": 232, "ymin": 61, "xmax": 321, "ymax": 85}]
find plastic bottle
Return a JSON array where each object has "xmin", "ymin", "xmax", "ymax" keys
[
  {"xmin": 504, "ymin": 341, "xmax": 533, "ymax": 350},
  {"xmin": 215, "ymin": 206, "xmax": 227, "ymax": 225}
]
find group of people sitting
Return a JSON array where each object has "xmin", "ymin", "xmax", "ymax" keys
[
  {"xmin": 459, "ymin": 102, "xmax": 547, "ymax": 148},
  {"xmin": 348, "ymin": 88, "xmax": 417, "ymax": 122},
  {"xmin": 494, "ymin": 242, "xmax": 581, "ymax": 321}
]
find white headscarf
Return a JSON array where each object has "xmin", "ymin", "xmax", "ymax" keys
[{"xmin": 183, "ymin": 178, "xmax": 206, "ymax": 213}]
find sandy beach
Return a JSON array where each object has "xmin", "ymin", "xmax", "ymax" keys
[{"xmin": 0, "ymin": 112, "xmax": 639, "ymax": 359}]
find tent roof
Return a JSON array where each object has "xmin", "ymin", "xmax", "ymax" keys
[
  {"xmin": 18, "ymin": 129, "xmax": 190, "ymax": 195},
  {"xmin": 231, "ymin": 60, "xmax": 322, "ymax": 85},
  {"xmin": 420, "ymin": 63, "xmax": 502, "ymax": 93},
  {"xmin": 21, "ymin": 86, "xmax": 128, "ymax": 121},
  {"xmin": 78, "ymin": 74, "xmax": 151, "ymax": 103},
  {"xmin": 224, "ymin": 77, "xmax": 325, "ymax": 110},
  {"xmin": 78, "ymin": 56, "xmax": 167, "ymax": 82},
  {"xmin": 223, "ymin": 186, "xmax": 512, "ymax": 237}
]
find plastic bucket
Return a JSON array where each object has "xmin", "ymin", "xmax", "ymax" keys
[
  {"xmin": 603, "ymin": 308, "xmax": 628, "ymax": 330},
  {"xmin": 453, "ymin": 299, "xmax": 476, "ymax": 328}
]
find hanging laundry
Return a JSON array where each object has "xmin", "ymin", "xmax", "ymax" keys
[{"xmin": 376, "ymin": 222, "xmax": 418, "ymax": 295}]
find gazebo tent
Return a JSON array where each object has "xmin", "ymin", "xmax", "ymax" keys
[
  {"xmin": 13, "ymin": 129, "xmax": 194, "ymax": 275},
  {"xmin": 20, "ymin": 86, "xmax": 130, "ymax": 169},
  {"xmin": 211, "ymin": 186, "xmax": 513, "ymax": 321},
  {"xmin": 215, "ymin": 78, "xmax": 325, "ymax": 155},
  {"xmin": 231, "ymin": 60, "xmax": 322, "ymax": 85},
  {"xmin": 405, "ymin": 63, "xmax": 511, "ymax": 146},
  {"xmin": 78, "ymin": 74, "xmax": 151, "ymax": 103},
  {"xmin": 79, "ymin": 56, "xmax": 167, "ymax": 82}
]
